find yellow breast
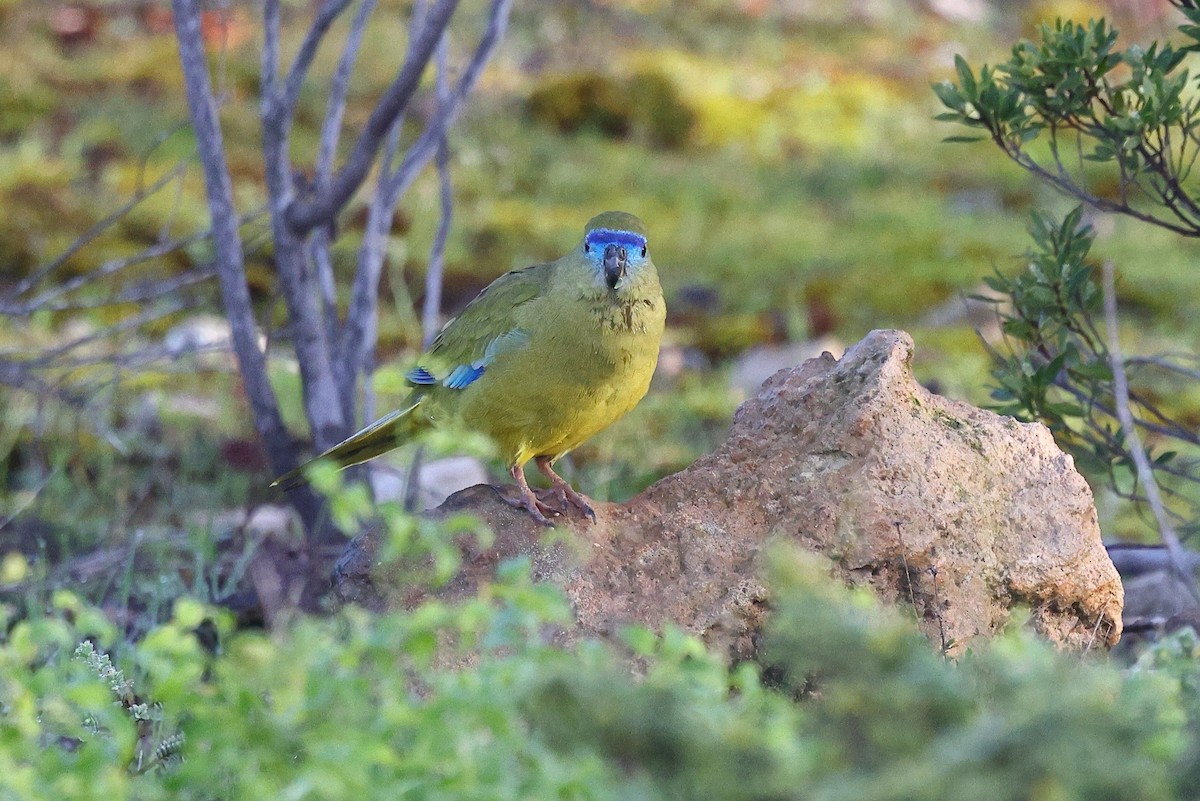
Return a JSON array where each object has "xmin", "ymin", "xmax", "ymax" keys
[{"xmin": 454, "ymin": 275, "xmax": 665, "ymax": 466}]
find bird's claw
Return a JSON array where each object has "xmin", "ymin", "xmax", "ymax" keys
[
  {"xmin": 574, "ymin": 498, "xmax": 597, "ymax": 522},
  {"xmin": 498, "ymin": 467, "xmax": 597, "ymax": 526},
  {"xmin": 558, "ymin": 486, "xmax": 596, "ymax": 522},
  {"xmin": 532, "ymin": 457, "xmax": 597, "ymax": 524},
  {"xmin": 497, "ymin": 486, "xmax": 558, "ymax": 527},
  {"xmin": 527, "ymin": 506, "xmax": 556, "ymax": 528},
  {"xmin": 538, "ymin": 487, "xmax": 596, "ymax": 522}
]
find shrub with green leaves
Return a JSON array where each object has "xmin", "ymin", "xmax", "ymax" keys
[
  {"xmin": 4, "ymin": 548, "xmax": 1198, "ymax": 800},
  {"xmin": 933, "ymin": 9, "xmax": 1200, "ymax": 235},
  {"xmin": 935, "ymin": 4, "xmax": 1200, "ymax": 540}
]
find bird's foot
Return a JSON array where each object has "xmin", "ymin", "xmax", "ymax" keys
[
  {"xmin": 496, "ymin": 484, "xmax": 557, "ymax": 527},
  {"xmin": 534, "ymin": 456, "xmax": 597, "ymax": 523},
  {"xmin": 555, "ymin": 485, "xmax": 596, "ymax": 522},
  {"xmin": 529, "ymin": 487, "xmax": 598, "ymax": 523}
]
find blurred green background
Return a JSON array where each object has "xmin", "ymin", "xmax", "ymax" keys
[{"xmin": 2, "ymin": 0, "xmax": 1199, "ymax": 613}]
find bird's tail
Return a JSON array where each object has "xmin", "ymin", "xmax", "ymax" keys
[{"xmin": 271, "ymin": 399, "xmax": 423, "ymax": 490}]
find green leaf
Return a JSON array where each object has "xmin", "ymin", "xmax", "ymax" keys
[
  {"xmin": 1153, "ymin": 450, "xmax": 1178, "ymax": 466},
  {"xmin": 954, "ymin": 54, "xmax": 979, "ymax": 98},
  {"xmin": 932, "ymin": 80, "xmax": 965, "ymax": 110},
  {"xmin": 1044, "ymin": 402, "xmax": 1085, "ymax": 418},
  {"xmin": 619, "ymin": 625, "xmax": 658, "ymax": 657}
]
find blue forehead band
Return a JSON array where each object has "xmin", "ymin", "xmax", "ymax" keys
[{"xmin": 586, "ymin": 229, "xmax": 647, "ymax": 251}]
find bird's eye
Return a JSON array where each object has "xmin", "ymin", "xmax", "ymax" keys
[
  {"xmin": 641, "ymin": 246, "xmax": 647, "ymax": 257},
  {"xmin": 584, "ymin": 243, "xmax": 590, "ymax": 253}
]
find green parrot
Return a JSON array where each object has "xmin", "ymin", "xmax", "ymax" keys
[{"xmin": 274, "ymin": 211, "xmax": 666, "ymax": 525}]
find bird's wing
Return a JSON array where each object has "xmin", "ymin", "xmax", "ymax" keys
[
  {"xmin": 270, "ymin": 400, "xmax": 423, "ymax": 489},
  {"xmin": 406, "ymin": 263, "xmax": 552, "ymax": 389}
]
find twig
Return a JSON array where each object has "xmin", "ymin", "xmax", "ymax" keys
[
  {"xmin": 171, "ymin": 0, "xmax": 295, "ymax": 483},
  {"xmin": 1051, "ymin": 376, "xmax": 1200, "ymax": 447},
  {"xmin": 893, "ymin": 521, "xmax": 919, "ymax": 618},
  {"xmin": 8, "ymin": 269, "xmax": 216, "ymax": 315},
  {"xmin": 284, "ymin": 0, "xmax": 462, "ymax": 233},
  {"xmin": 1101, "ymin": 260, "xmax": 1200, "ymax": 605},
  {"xmin": 316, "ymin": 0, "xmax": 378, "ymax": 189},
  {"xmin": 30, "ymin": 302, "xmax": 188, "ymax": 364},
  {"xmin": 278, "ymin": 0, "xmax": 356, "ymax": 122},
  {"xmin": 422, "ymin": 32, "xmax": 453, "ymax": 349},
  {"xmin": 405, "ymin": 445, "xmax": 426, "ymax": 512},
  {"xmin": 3, "ymin": 163, "xmax": 188, "ymax": 303},
  {"xmin": 1084, "ymin": 613, "xmax": 1105, "ymax": 653},
  {"xmin": 0, "ymin": 462, "xmax": 55, "ymax": 535},
  {"xmin": 6, "ymin": 205, "xmax": 273, "ymax": 314},
  {"xmin": 378, "ymin": 0, "xmax": 512, "ymax": 212},
  {"xmin": 928, "ymin": 565, "xmax": 948, "ymax": 654}
]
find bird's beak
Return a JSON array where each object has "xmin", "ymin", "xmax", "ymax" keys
[{"xmin": 603, "ymin": 244, "xmax": 628, "ymax": 290}]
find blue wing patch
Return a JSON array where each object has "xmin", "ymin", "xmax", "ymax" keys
[
  {"xmin": 444, "ymin": 363, "xmax": 487, "ymax": 389},
  {"xmin": 406, "ymin": 366, "xmax": 438, "ymax": 385},
  {"xmin": 412, "ymin": 328, "xmax": 531, "ymax": 391}
]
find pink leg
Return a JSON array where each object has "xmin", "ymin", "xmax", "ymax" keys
[
  {"xmin": 501, "ymin": 463, "xmax": 555, "ymax": 526},
  {"xmin": 535, "ymin": 456, "xmax": 596, "ymax": 522}
]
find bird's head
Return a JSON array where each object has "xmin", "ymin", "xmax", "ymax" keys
[{"xmin": 581, "ymin": 211, "xmax": 650, "ymax": 292}]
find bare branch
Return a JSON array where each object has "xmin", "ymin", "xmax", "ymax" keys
[
  {"xmin": 1128, "ymin": 354, "xmax": 1200, "ymax": 381},
  {"xmin": 1101, "ymin": 260, "xmax": 1200, "ymax": 603},
  {"xmin": 259, "ymin": 0, "xmax": 350, "ymax": 452},
  {"xmin": 284, "ymin": 0, "xmax": 461, "ymax": 233},
  {"xmin": 26, "ymin": 301, "xmax": 187, "ymax": 368},
  {"xmin": 0, "ymin": 359, "xmax": 89, "ymax": 410},
  {"xmin": 0, "ymin": 206, "xmax": 270, "ymax": 315},
  {"xmin": 422, "ymin": 33, "xmax": 453, "ymax": 349},
  {"xmin": 20, "ymin": 271, "xmax": 213, "ymax": 314},
  {"xmin": 278, "ymin": 0, "xmax": 356, "ymax": 123},
  {"xmin": 380, "ymin": 0, "xmax": 512, "ymax": 210},
  {"xmin": 336, "ymin": 0, "xmax": 510, "ymax": 425},
  {"xmin": 316, "ymin": 0, "xmax": 379, "ymax": 188},
  {"xmin": 337, "ymin": 112, "xmax": 407, "ymax": 425},
  {"xmin": 313, "ymin": 0, "xmax": 379, "ymax": 402},
  {"xmin": 997, "ymin": 138, "xmax": 1200, "ymax": 237},
  {"xmin": 309, "ymin": 230, "xmax": 340, "ymax": 344},
  {"xmin": 262, "ymin": 0, "xmax": 282, "ymax": 104},
  {"xmin": 1052, "ymin": 372, "xmax": 1200, "ymax": 449},
  {"xmin": 335, "ymin": 0, "xmax": 424, "ymax": 423},
  {"xmin": 3, "ymin": 163, "xmax": 188, "ymax": 303},
  {"xmin": 171, "ymin": 0, "xmax": 293, "ymax": 478}
]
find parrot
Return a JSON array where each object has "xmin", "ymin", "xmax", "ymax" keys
[{"xmin": 273, "ymin": 211, "xmax": 666, "ymax": 525}]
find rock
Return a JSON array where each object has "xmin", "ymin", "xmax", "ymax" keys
[
  {"xmin": 163, "ymin": 314, "xmax": 233, "ymax": 357},
  {"xmin": 369, "ymin": 456, "xmax": 491, "ymax": 511},
  {"xmin": 334, "ymin": 330, "xmax": 1122, "ymax": 658},
  {"xmin": 1107, "ymin": 542, "xmax": 1200, "ymax": 654},
  {"xmin": 653, "ymin": 342, "xmax": 710, "ymax": 383},
  {"xmin": 243, "ymin": 504, "xmax": 304, "ymax": 540}
]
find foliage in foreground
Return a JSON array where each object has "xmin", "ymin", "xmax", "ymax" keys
[{"xmin": 2, "ymin": 546, "xmax": 1198, "ymax": 801}]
